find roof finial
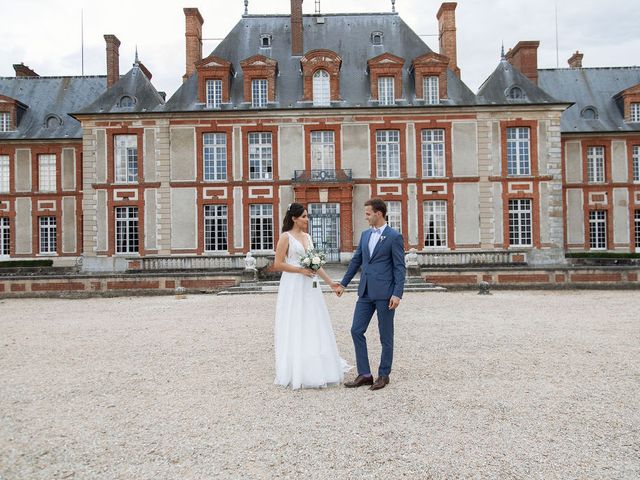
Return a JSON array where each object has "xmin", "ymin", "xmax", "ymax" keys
[
  {"xmin": 134, "ymin": 45, "xmax": 139, "ymax": 66},
  {"xmin": 244, "ymin": 0, "xmax": 249, "ymax": 15},
  {"xmin": 501, "ymin": 41, "xmax": 505, "ymax": 60},
  {"xmin": 391, "ymin": 0, "xmax": 396, "ymax": 13}
]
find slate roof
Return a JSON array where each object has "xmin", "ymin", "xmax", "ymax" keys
[
  {"xmin": 0, "ymin": 75, "xmax": 107, "ymax": 140},
  {"xmin": 538, "ymin": 67, "xmax": 640, "ymax": 133},
  {"xmin": 164, "ymin": 13, "xmax": 476, "ymax": 111},
  {"xmin": 76, "ymin": 63, "xmax": 165, "ymax": 115},
  {"xmin": 477, "ymin": 58, "xmax": 560, "ymax": 106}
]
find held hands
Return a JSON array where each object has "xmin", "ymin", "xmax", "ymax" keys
[{"xmin": 332, "ymin": 283, "xmax": 345, "ymax": 297}]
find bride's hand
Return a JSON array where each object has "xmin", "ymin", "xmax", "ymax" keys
[{"xmin": 298, "ymin": 267, "xmax": 315, "ymax": 277}]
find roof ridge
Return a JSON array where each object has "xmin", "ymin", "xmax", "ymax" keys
[
  {"xmin": 0, "ymin": 75, "xmax": 107, "ymax": 80},
  {"xmin": 539, "ymin": 66, "xmax": 640, "ymax": 72},
  {"xmin": 242, "ymin": 12, "xmax": 398, "ymax": 18}
]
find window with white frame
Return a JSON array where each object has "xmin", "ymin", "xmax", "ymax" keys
[
  {"xmin": 250, "ymin": 204, "xmax": 273, "ymax": 250},
  {"xmin": 424, "ymin": 76, "xmax": 439, "ymax": 104},
  {"xmin": 252, "ymin": 79, "xmax": 268, "ymax": 108},
  {"xmin": 631, "ymin": 103, "xmax": 640, "ymax": 122},
  {"xmin": 0, "ymin": 155, "xmax": 9, "ymax": 192},
  {"xmin": 38, "ymin": 154, "xmax": 56, "ymax": 192},
  {"xmin": 312, "ymin": 69, "xmax": 330, "ymax": 107},
  {"xmin": 386, "ymin": 201, "xmax": 402, "ymax": 233},
  {"xmin": 508, "ymin": 199, "xmax": 532, "ymax": 246},
  {"xmin": 635, "ymin": 210, "xmax": 640, "ymax": 250},
  {"xmin": 422, "ymin": 129, "xmax": 445, "ymax": 178},
  {"xmin": 115, "ymin": 206, "xmax": 139, "ymax": 254},
  {"xmin": 204, "ymin": 204, "xmax": 228, "ymax": 252},
  {"xmin": 589, "ymin": 210, "xmax": 607, "ymax": 250},
  {"xmin": 39, "ymin": 216, "xmax": 56, "ymax": 254},
  {"xmin": 424, "ymin": 200, "xmax": 447, "ymax": 247},
  {"xmin": 587, "ymin": 146, "xmax": 605, "ymax": 183},
  {"xmin": 507, "ymin": 127, "xmax": 531, "ymax": 176},
  {"xmin": 378, "ymin": 76, "xmax": 395, "ymax": 105},
  {"xmin": 203, "ymin": 133, "xmax": 227, "ymax": 181},
  {"xmin": 376, "ymin": 130, "xmax": 400, "ymax": 178},
  {"xmin": 206, "ymin": 79, "xmax": 222, "ymax": 108},
  {"xmin": 114, "ymin": 135, "xmax": 138, "ymax": 183},
  {"xmin": 248, "ymin": 132, "xmax": 272, "ymax": 180},
  {"xmin": 310, "ymin": 131, "xmax": 335, "ymax": 170},
  {"xmin": 0, "ymin": 112, "xmax": 9, "ymax": 132},
  {"xmin": 633, "ymin": 145, "xmax": 639, "ymax": 182},
  {"xmin": 0, "ymin": 217, "xmax": 9, "ymax": 256}
]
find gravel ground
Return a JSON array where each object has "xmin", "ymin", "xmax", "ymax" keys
[{"xmin": 1, "ymin": 290, "xmax": 639, "ymax": 480}]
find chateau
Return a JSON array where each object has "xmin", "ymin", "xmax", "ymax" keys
[{"xmin": 1, "ymin": 1, "xmax": 639, "ymax": 272}]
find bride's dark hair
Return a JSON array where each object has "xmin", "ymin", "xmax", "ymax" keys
[{"xmin": 282, "ymin": 203, "xmax": 306, "ymax": 232}]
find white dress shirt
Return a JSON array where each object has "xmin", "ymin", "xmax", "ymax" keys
[{"xmin": 368, "ymin": 223, "xmax": 387, "ymax": 256}]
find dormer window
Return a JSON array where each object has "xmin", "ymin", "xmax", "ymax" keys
[
  {"xmin": 507, "ymin": 86, "xmax": 525, "ymax": 100},
  {"xmin": 312, "ymin": 69, "xmax": 330, "ymax": 106},
  {"xmin": 371, "ymin": 32, "xmax": 383, "ymax": 46},
  {"xmin": 631, "ymin": 103, "xmax": 640, "ymax": 122},
  {"xmin": 367, "ymin": 53, "xmax": 405, "ymax": 105},
  {"xmin": 411, "ymin": 52, "xmax": 449, "ymax": 104},
  {"xmin": 300, "ymin": 49, "xmax": 342, "ymax": 104},
  {"xmin": 195, "ymin": 55, "xmax": 234, "ymax": 107},
  {"xmin": 0, "ymin": 112, "xmax": 9, "ymax": 132},
  {"xmin": 241, "ymin": 55, "xmax": 278, "ymax": 107},
  {"xmin": 45, "ymin": 115, "xmax": 62, "ymax": 129},
  {"xmin": 260, "ymin": 34, "xmax": 272, "ymax": 48},
  {"xmin": 119, "ymin": 95, "xmax": 135, "ymax": 108},
  {"xmin": 581, "ymin": 106, "xmax": 599, "ymax": 120}
]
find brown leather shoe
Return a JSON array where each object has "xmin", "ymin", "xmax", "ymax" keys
[
  {"xmin": 344, "ymin": 374, "xmax": 374, "ymax": 388},
  {"xmin": 369, "ymin": 376, "xmax": 390, "ymax": 391}
]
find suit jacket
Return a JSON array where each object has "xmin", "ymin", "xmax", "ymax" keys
[{"xmin": 341, "ymin": 226, "xmax": 406, "ymax": 300}]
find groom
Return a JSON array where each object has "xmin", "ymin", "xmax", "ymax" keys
[{"xmin": 336, "ymin": 198, "xmax": 406, "ymax": 391}]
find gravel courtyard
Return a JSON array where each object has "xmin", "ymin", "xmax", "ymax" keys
[{"xmin": 1, "ymin": 290, "xmax": 639, "ymax": 479}]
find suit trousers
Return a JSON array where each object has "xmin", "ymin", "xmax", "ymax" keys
[{"xmin": 350, "ymin": 290, "xmax": 395, "ymax": 377}]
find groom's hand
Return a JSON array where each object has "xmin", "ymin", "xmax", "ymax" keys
[
  {"xmin": 388, "ymin": 296, "xmax": 401, "ymax": 310},
  {"xmin": 333, "ymin": 283, "xmax": 345, "ymax": 297}
]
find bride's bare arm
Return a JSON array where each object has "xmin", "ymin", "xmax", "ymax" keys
[{"xmin": 273, "ymin": 234, "xmax": 314, "ymax": 276}]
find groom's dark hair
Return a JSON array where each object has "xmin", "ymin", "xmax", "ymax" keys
[{"xmin": 365, "ymin": 198, "xmax": 387, "ymax": 217}]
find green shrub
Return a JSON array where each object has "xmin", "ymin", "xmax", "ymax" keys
[{"xmin": 0, "ymin": 260, "xmax": 54, "ymax": 268}]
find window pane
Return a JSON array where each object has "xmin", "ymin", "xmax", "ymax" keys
[
  {"xmin": 252, "ymin": 79, "xmax": 268, "ymax": 108},
  {"xmin": 38, "ymin": 154, "xmax": 56, "ymax": 192},
  {"xmin": 0, "ymin": 217, "xmax": 10, "ymax": 255},
  {"xmin": 0, "ymin": 155, "xmax": 9, "ymax": 192},
  {"xmin": 386, "ymin": 201, "xmax": 402, "ymax": 233},
  {"xmin": 635, "ymin": 210, "xmax": 640, "ymax": 249},
  {"xmin": 204, "ymin": 204, "xmax": 228, "ymax": 251},
  {"xmin": 589, "ymin": 210, "xmax": 607, "ymax": 250},
  {"xmin": 633, "ymin": 145, "xmax": 639, "ymax": 182},
  {"xmin": 39, "ymin": 216, "xmax": 57, "ymax": 254},
  {"xmin": 424, "ymin": 76, "xmax": 439, "ymax": 104},
  {"xmin": 248, "ymin": 132, "xmax": 272, "ymax": 180},
  {"xmin": 508, "ymin": 199, "xmax": 532, "ymax": 246},
  {"xmin": 423, "ymin": 200, "xmax": 447, "ymax": 247},
  {"xmin": 378, "ymin": 77, "xmax": 394, "ymax": 106},
  {"xmin": 206, "ymin": 79, "xmax": 222, "ymax": 108},
  {"xmin": 631, "ymin": 103, "xmax": 640, "ymax": 122},
  {"xmin": 587, "ymin": 146, "xmax": 605, "ymax": 183},
  {"xmin": 507, "ymin": 127, "xmax": 531, "ymax": 176},
  {"xmin": 376, "ymin": 130, "xmax": 400, "ymax": 178},
  {"xmin": 0, "ymin": 112, "xmax": 9, "ymax": 132},
  {"xmin": 421, "ymin": 129, "xmax": 445, "ymax": 178},
  {"xmin": 115, "ymin": 135, "xmax": 138, "ymax": 183},
  {"xmin": 312, "ymin": 70, "xmax": 330, "ymax": 107},
  {"xmin": 115, "ymin": 206, "xmax": 139, "ymax": 254},
  {"xmin": 310, "ymin": 130, "xmax": 335, "ymax": 170},
  {"xmin": 203, "ymin": 133, "xmax": 227, "ymax": 181},
  {"xmin": 249, "ymin": 204, "xmax": 273, "ymax": 250}
]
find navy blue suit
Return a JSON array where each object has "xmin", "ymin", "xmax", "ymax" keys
[{"xmin": 341, "ymin": 225, "xmax": 406, "ymax": 377}]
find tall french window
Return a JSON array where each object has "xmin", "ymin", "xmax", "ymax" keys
[
  {"xmin": 250, "ymin": 204, "xmax": 273, "ymax": 250},
  {"xmin": 506, "ymin": 127, "xmax": 531, "ymax": 176},
  {"xmin": 114, "ymin": 135, "xmax": 138, "ymax": 183},
  {"xmin": 424, "ymin": 200, "xmax": 447, "ymax": 247},
  {"xmin": 508, "ymin": 199, "xmax": 532, "ymax": 246},
  {"xmin": 248, "ymin": 132, "xmax": 273, "ymax": 180},
  {"xmin": 203, "ymin": 133, "xmax": 227, "ymax": 181},
  {"xmin": 115, "ymin": 206, "xmax": 139, "ymax": 254},
  {"xmin": 204, "ymin": 205, "xmax": 228, "ymax": 252},
  {"xmin": 376, "ymin": 130, "xmax": 400, "ymax": 178},
  {"xmin": 422, "ymin": 129, "xmax": 445, "ymax": 178}
]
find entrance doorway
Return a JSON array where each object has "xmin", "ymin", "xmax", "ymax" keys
[{"xmin": 308, "ymin": 203, "xmax": 340, "ymax": 262}]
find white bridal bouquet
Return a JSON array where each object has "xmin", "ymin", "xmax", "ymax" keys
[{"xmin": 299, "ymin": 248, "xmax": 327, "ymax": 288}]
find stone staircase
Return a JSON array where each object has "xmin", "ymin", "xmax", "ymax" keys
[{"xmin": 217, "ymin": 275, "xmax": 445, "ymax": 295}]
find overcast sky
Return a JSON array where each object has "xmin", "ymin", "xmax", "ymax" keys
[{"xmin": 1, "ymin": 0, "xmax": 638, "ymax": 97}]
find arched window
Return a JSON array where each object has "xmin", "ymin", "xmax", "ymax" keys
[
  {"xmin": 45, "ymin": 115, "xmax": 62, "ymax": 129},
  {"xmin": 581, "ymin": 106, "xmax": 599, "ymax": 120},
  {"xmin": 119, "ymin": 95, "xmax": 135, "ymax": 108},
  {"xmin": 313, "ymin": 69, "xmax": 330, "ymax": 107},
  {"xmin": 506, "ymin": 86, "xmax": 525, "ymax": 100}
]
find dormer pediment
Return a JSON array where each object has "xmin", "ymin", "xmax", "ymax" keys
[
  {"xmin": 367, "ymin": 52, "xmax": 405, "ymax": 69},
  {"xmin": 300, "ymin": 49, "xmax": 342, "ymax": 70},
  {"xmin": 240, "ymin": 55, "xmax": 278, "ymax": 69},
  {"xmin": 411, "ymin": 52, "xmax": 450, "ymax": 70}
]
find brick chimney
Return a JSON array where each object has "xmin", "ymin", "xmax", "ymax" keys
[
  {"xmin": 568, "ymin": 51, "xmax": 583, "ymax": 69},
  {"xmin": 505, "ymin": 41, "xmax": 540, "ymax": 85},
  {"xmin": 104, "ymin": 35, "xmax": 121, "ymax": 88},
  {"xmin": 13, "ymin": 63, "xmax": 39, "ymax": 77},
  {"xmin": 291, "ymin": 0, "xmax": 304, "ymax": 56},
  {"xmin": 183, "ymin": 8, "xmax": 204, "ymax": 81},
  {"xmin": 437, "ymin": 2, "xmax": 460, "ymax": 78}
]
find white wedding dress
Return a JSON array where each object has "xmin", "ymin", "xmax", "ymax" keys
[{"xmin": 274, "ymin": 232, "xmax": 350, "ymax": 389}]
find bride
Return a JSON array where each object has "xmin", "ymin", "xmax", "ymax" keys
[{"xmin": 272, "ymin": 203, "xmax": 350, "ymax": 389}]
